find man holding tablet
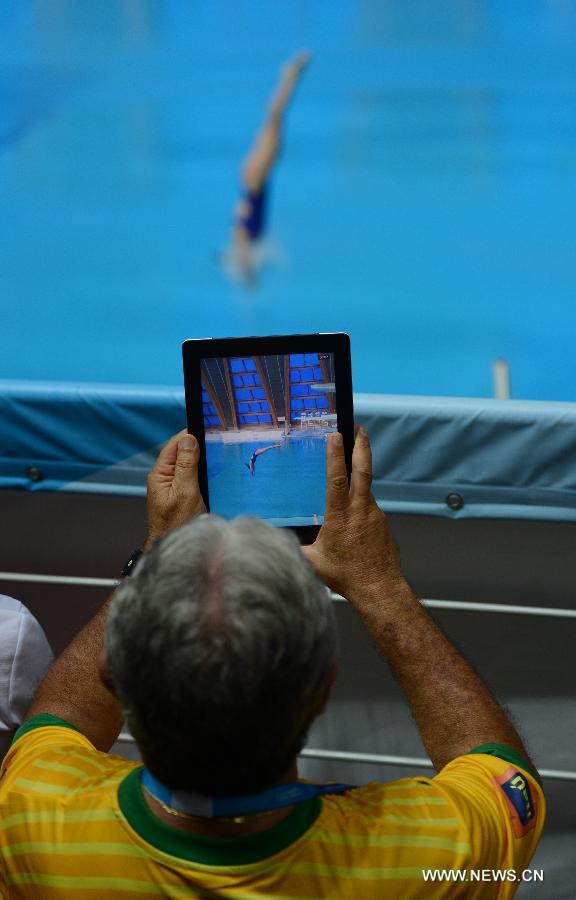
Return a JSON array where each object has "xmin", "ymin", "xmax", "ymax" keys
[{"xmin": 0, "ymin": 427, "xmax": 544, "ymax": 897}]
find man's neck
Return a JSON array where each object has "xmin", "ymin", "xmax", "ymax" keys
[{"xmin": 141, "ymin": 764, "xmax": 299, "ymax": 838}]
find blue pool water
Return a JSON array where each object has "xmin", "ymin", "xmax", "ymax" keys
[
  {"xmin": 206, "ymin": 435, "xmax": 327, "ymax": 524},
  {"xmin": 2, "ymin": 3, "xmax": 576, "ymax": 400}
]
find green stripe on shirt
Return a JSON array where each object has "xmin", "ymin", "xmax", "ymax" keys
[
  {"xmin": 11, "ymin": 714, "xmax": 82, "ymax": 746},
  {"xmin": 5, "ymin": 872, "xmax": 203, "ymax": 895},
  {"xmin": 2, "ymin": 841, "xmax": 147, "ymax": 859},
  {"xmin": 308, "ymin": 831, "xmax": 471, "ymax": 853},
  {"xmin": 467, "ymin": 743, "xmax": 541, "ymax": 783},
  {"xmin": 0, "ymin": 809, "xmax": 118, "ymax": 829}
]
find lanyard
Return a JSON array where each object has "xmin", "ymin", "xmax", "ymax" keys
[{"xmin": 141, "ymin": 769, "xmax": 355, "ymax": 818}]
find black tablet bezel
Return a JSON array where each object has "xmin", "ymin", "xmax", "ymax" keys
[{"xmin": 182, "ymin": 333, "xmax": 354, "ymax": 543}]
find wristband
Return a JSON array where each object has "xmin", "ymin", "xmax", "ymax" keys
[{"xmin": 121, "ymin": 548, "xmax": 144, "ymax": 578}]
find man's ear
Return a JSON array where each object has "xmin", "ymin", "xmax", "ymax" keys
[
  {"xmin": 98, "ymin": 649, "xmax": 116, "ymax": 695},
  {"xmin": 317, "ymin": 662, "xmax": 338, "ymax": 715}
]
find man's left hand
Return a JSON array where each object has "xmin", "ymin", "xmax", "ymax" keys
[{"xmin": 145, "ymin": 430, "xmax": 206, "ymax": 549}]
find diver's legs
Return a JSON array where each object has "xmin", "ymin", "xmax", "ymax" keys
[{"xmin": 241, "ymin": 51, "xmax": 310, "ymax": 194}]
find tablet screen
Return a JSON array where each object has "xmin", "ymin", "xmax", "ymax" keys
[{"xmin": 200, "ymin": 351, "xmax": 338, "ymax": 525}]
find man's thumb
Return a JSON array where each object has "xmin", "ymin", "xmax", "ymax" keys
[{"xmin": 175, "ymin": 434, "xmax": 199, "ymax": 475}]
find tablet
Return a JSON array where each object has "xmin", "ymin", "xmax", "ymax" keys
[{"xmin": 182, "ymin": 333, "xmax": 353, "ymax": 538}]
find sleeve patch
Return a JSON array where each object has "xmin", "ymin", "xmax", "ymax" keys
[{"xmin": 493, "ymin": 766, "xmax": 539, "ymax": 838}]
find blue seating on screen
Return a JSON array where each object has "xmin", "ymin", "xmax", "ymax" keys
[
  {"xmin": 202, "ymin": 397, "xmax": 221, "ymax": 429},
  {"xmin": 226, "ymin": 358, "xmax": 272, "ymax": 427},
  {"xmin": 288, "ymin": 353, "xmax": 333, "ymax": 424},
  {"xmin": 207, "ymin": 355, "xmax": 333, "ymax": 430}
]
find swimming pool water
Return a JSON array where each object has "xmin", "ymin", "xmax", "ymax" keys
[
  {"xmin": 206, "ymin": 436, "xmax": 327, "ymax": 523},
  {"xmin": 2, "ymin": 2, "xmax": 576, "ymax": 400}
]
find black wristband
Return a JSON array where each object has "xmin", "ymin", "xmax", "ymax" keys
[{"xmin": 121, "ymin": 548, "xmax": 144, "ymax": 578}]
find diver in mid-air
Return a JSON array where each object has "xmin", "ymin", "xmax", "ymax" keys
[
  {"xmin": 223, "ymin": 51, "xmax": 310, "ymax": 288},
  {"xmin": 246, "ymin": 443, "xmax": 283, "ymax": 476}
]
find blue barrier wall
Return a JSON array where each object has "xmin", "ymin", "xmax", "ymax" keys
[{"xmin": 2, "ymin": 381, "xmax": 575, "ymax": 521}]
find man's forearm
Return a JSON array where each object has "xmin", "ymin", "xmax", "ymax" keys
[
  {"xmin": 26, "ymin": 592, "xmax": 123, "ymax": 752},
  {"xmin": 348, "ymin": 580, "xmax": 535, "ymax": 772}
]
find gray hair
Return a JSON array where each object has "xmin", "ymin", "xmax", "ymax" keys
[{"xmin": 106, "ymin": 515, "xmax": 337, "ymax": 795}]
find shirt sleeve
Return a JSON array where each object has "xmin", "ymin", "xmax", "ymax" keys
[
  {"xmin": 433, "ymin": 749, "xmax": 545, "ymax": 877},
  {"xmin": 0, "ymin": 714, "xmax": 97, "ymax": 791},
  {"xmin": 0, "ymin": 597, "xmax": 54, "ymax": 755}
]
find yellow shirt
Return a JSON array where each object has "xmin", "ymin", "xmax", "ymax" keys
[{"xmin": 0, "ymin": 717, "xmax": 545, "ymax": 899}]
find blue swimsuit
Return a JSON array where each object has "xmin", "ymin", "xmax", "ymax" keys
[{"xmin": 237, "ymin": 188, "xmax": 267, "ymax": 240}]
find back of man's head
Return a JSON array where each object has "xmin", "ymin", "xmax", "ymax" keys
[{"xmin": 106, "ymin": 515, "xmax": 337, "ymax": 795}]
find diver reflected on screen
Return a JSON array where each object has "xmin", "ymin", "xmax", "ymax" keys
[
  {"xmin": 222, "ymin": 51, "xmax": 310, "ymax": 289},
  {"xmin": 246, "ymin": 443, "xmax": 283, "ymax": 477}
]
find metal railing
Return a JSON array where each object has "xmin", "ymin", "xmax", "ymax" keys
[
  {"xmin": 1, "ymin": 571, "xmax": 576, "ymax": 619},
  {"xmin": 3, "ymin": 569, "xmax": 574, "ymax": 782},
  {"xmin": 114, "ymin": 731, "xmax": 575, "ymax": 782}
]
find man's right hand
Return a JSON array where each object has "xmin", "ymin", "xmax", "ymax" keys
[
  {"xmin": 145, "ymin": 430, "xmax": 207, "ymax": 551},
  {"xmin": 302, "ymin": 427, "xmax": 411, "ymax": 604}
]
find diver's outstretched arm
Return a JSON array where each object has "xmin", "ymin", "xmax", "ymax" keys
[{"xmin": 241, "ymin": 51, "xmax": 310, "ymax": 193}]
